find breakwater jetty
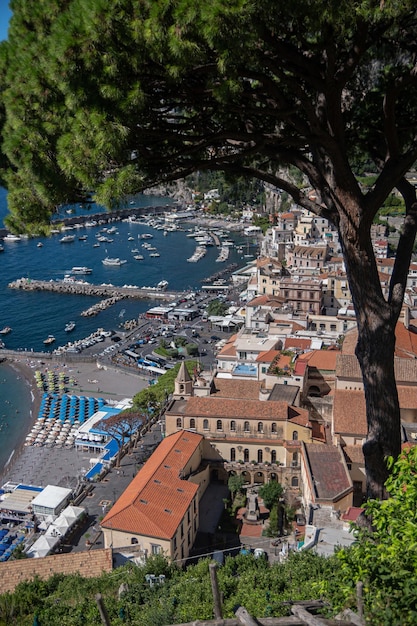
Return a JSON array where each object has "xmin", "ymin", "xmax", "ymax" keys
[{"xmin": 8, "ymin": 277, "xmax": 178, "ymax": 301}]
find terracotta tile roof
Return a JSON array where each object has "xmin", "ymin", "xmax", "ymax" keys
[
  {"xmin": 101, "ymin": 431, "xmax": 200, "ymax": 539},
  {"xmin": 341, "ymin": 322, "xmax": 417, "ymax": 360},
  {"xmin": 183, "ymin": 396, "xmax": 309, "ymax": 423},
  {"xmin": 306, "ymin": 350, "xmax": 338, "ymax": 370},
  {"xmin": 304, "ymin": 443, "xmax": 352, "ymax": 500},
  {"xmin": 216, "ymin": 341, "xmax": 237, "ymax": 358},
  {"xmin": 283, "ymin": 337, "xmax": 312, "ymax": 351},
  {"xmin": 343, "ymin": 445, "xmax": 364, "ymax": 464},
  {"xmin": 246, "ymin": 294, "xmax": 285, "ymax": 307},
  {"xmin": 240, "ymin": 523, "xmax": 264, "ymax": 538},
  {"xmin": 341, "ymin": 506, "xmax": 364, "ymax": 522},
  {"xmin": 337, "ymin": 353, "xmax": 417, "ymax": 383},
  {"xmin": 256, "ymin": 349, "xmax": 280, "ymax": 363},
  {"xmin": 0, "ymin": 548, "xmax": 113, "ymax": 594},
  {"xmin": 333, "ymin": 390, "xmax": 367, "ymax": 436},
  {"xmin": 211, "ymin": 378, "xmax": 262, "ymax": 399}
]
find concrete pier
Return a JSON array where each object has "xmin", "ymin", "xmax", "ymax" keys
[{"xmin": 8, "ymin": 277, "xmax": 177, "ymax": 301}]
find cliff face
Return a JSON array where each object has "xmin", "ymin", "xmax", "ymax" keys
[{"xmin": 144, "ymin": 180, "xmax": 194, "ymax": 204}]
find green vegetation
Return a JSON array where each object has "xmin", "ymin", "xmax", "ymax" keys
[
  {"xmin": 0, "ymin": 450, "xmax": 416, "ymax": 623},
  {"xmin": 206, "ymin": 299, "xmax": 228, "ymax": 317}
]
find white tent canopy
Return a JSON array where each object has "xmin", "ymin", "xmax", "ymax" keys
[{"xmin": 27, "ymin": 534, "xmax": 60, "ymax": 558}]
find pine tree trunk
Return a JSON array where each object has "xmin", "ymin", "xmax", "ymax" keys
[{"xmin": 338, "ymin": 201, "xmax": 402, "ymax": 500}]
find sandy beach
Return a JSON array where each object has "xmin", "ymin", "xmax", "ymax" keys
[{"xmin": 0, "ymin": 356, "xmax": 149, "ymax": 486}]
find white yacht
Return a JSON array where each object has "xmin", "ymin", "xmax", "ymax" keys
[
  {"xmin": 102, "ymin": 257, "xmax": 127, "ymax": 266},
  {"xmin": 71, "ymin": 266, "xmax": 92, "ymax": 275},
  {"xmin": 59, "ymin": 235, "xmax": 75, "ymax": 243},
  {"xmin": 3, "ymin": 233, "xmax": 22, "ymax": 242}
]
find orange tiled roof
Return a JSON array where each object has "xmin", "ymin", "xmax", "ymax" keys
[
  {"xmin": 333, "ymin": 389, "xmax": 367, "ymax": 436},
  {"xmin": 342, "ymin": 322, "xmax": 417, "ymax": 359},
  {"xmin": 256, "ymin": 349, "xmax": 281, "ymax": 363},
  {"xmin": 283, "ymin": 337, "xmax": 312, "ymax": 351},
  {"xmin": 211, "ymin": 378, "xmax": 263, "ymax": 399},
  {"xmin": 183, "ymin": 396, "xmax": 309, "ymax": 423},
  {"xmin": 306, "ymin": 350, "xmax": 338, "ymax": 370},
  {"xmin": 101, "ymin": 431, "xmax": 200, "ymax": 539}
]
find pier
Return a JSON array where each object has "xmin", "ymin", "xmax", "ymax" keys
[{"xmin": 8, "ymin": 277, "xmax": 179, "ymax": 301}]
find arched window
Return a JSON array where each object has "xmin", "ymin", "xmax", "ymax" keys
[
  {"xmin": 271, "ymin": 422, "xmax": 277, "ymax": 433},
  {"xmin": 131, "ymin": 537, "xmax": 138, "ymax": 544},
  {"xmin": 230, "ymin": 420, "xmax": 236, "ymax": 431},
  {"xmin": 216, "ymin": 419, "xmax": 223, "ymax": 431},
  {"xmin": 176, "ymin": 418, "xmax": 182, "ymax": 428},
  {"xmin": 189, "ymin": 418, "xmax": 195, "ymax": 429},
  {"xmin": 244, "ymin": 448, "xmax": 249, "ymax": 462},
  {"xmin": 203, "ymin": 419, "xmax": 209, "ymax": 430},
  {"xmin": 291, "ymin": 476, "xmax": 299, "ymax": 487},
  {"xmin": 257, "ymin": 449, "xmax": 263, "ymax": 463},
  {"xmin": 230, "ymin": 448, "xmax": 236, "ymax": 462},
  {"xmin": 244, "ymin": 421, "xmax": 250, "ymax": 432},
  {"xmin": 271, "ymin": 450, "xmax": 277, "ymax": 463},
  {"xmin": 257, "ymin": 422, "xmax": 263, "ymax": 433},
  {"xmin": 292, "ymin": 430, "xmax": 298, "ymax": 440}
]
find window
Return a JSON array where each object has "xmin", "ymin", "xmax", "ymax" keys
[
  {"xmin": 131, "ymin": 538, "xmax": 139, "ymax": 545},
  {"xmin": 244, "ymin": 421, "xmax": 250, "ymax": 432},
  {"xmin": 244, "ymin": 448, "xmax": 249, "ymax": 462},
  {"xmin": 271, "ymin": 450, "xmax": 277, "ymax": 463},
  {"xmin": 291, "ymin": 476, "xmax": 299, "ymax": 487},
  {"xmin": 257, "ymin": 422, "xmax": 263, "ymax": 433},
  {"xmin": 151, "ymin": 544, "xmax": 161, "ymax": 555},
  {"xmin": 203, "ymin": 419, "xmax": 209, "ymax": 430},
  {"xmin": 257, "ymin": 449, "xmax": 263, "ymax": 463},
  {"xmin": 230, "ymin": 448, "xmax": 236, "ymax": 462},
  {"xmin": 292, "ymin": 431, "xmax": 298, "ymax": 440},
  {"xmin": 216, "ymin": 419, "xmax": 223, "ymax": 431},
  {"xmin": 230, "ymin": 420, "xmax": 236, "ymax": 431},
  {"xmin": 271, "ymin": 422, "xmax": 277, "ymax": 433},
  {"xmin": 176, "ymin": 418, "xmax": 182, "ymax": 428},
  {"xmin": 189, "ymin": 418, "xmax": 195, "ymax": 429}
]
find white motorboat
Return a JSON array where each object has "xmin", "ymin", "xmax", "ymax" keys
[
  {"xmin": 59, "ymin": 235, "xmax": 75, "ymax": 243},
  {"xmin": 3, "ymin": 233, "xmax": 21, "ymax": 242},
  {"xmin": 0, "ymin": 326, "xmax": 12, "ymax": 335},
  {"xmin": 37, "ymin": 242, "xmax": 43, "ymax": 248},
  {"xmin": 43, "ymin": 335, "xmax": 56, "ymax": 345},
  {"xmin": 65, "ymin": 321, "xmax": 76, "ymax": 332},
  {"xmin": 102, "ymin": 257, "xmax": 127, "ymax": 266},
  {"xmin": 157, "ymin": 280, "xmax": 169, "ymax": 289},
  {"xmin": 134, "ymin": 255, "xmax": 144, "ymax": 260},
  {"xmin": 71, "ymin": 266, "xmax": 92, "ymax": 274}
]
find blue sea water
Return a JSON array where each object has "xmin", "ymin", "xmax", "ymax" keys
[{"xmin": 0, "ymin": 187, "xmax": 250, "ymax": 475}]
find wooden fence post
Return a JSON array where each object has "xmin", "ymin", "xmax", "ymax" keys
[{"xmin": 209, "ymin": 563, "xmax": 223, "ymax": 620}]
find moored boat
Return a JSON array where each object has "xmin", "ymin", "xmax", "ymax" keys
[
  {"xmin": 71, "ymin": 266, "xmax": 92, "ymax": 275},
  {"xmin": 65, "ymin": 321, "xmax": 76, "ymax": 332},
  {"xmin": 59, "ymin": 235, "xmax": 75, "ymax": 243},
  {"xmin": 0, "ymin": 327, "xmax": 12, "ymax": 335},
  {"xmin": 3, "ymin": 233, "xmax": 21, "ymax": 242},
  {"xmin": 102, "ymin": 257, "xmax": 127, "ymax": 266},
  {"xmin": 43, "ymin": 335, "xmax": 56, "ymax": 345}
]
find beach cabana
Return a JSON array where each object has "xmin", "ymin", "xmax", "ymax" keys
[{"xmin": 27, "ymin": 534, "xmax": 60, "ymax": 558}]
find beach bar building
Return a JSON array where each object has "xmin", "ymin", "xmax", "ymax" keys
[{"xmin": 31, "ymin": 485, "xmax": 72, "ymax": 520}]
